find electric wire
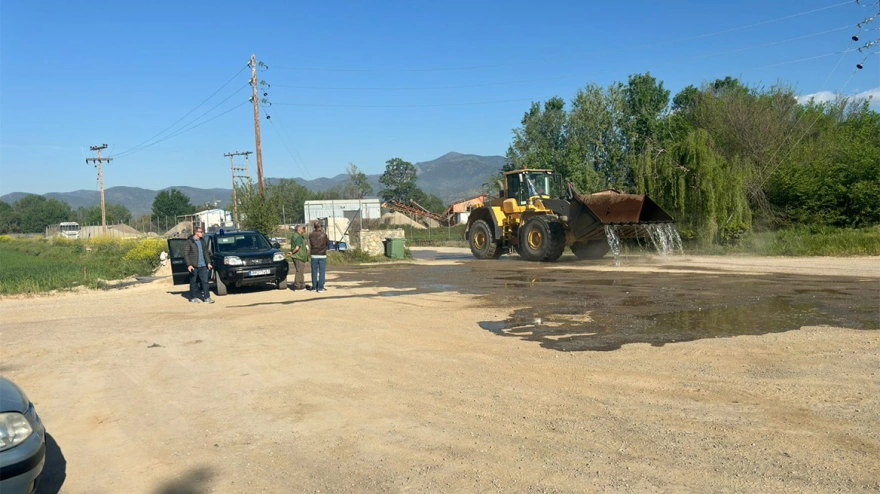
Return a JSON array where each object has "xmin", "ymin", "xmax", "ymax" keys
[
  {"xmin": 271, "ymin": 48, "xmax": 864, "ymax": 108},
  {"xmin": 271, "ymin": 26, "xmax": 854, "ymax": 92},
  {"xmin": 112, "ymin": 65, "xmax": 248, "ymax": 158},
  {"xmin": 260, "ymin": 103, "xmax": 313, "ymax": 180},
  {"xmin": 114, "ymin": 83, "xmax": 250, "ymax": 158},
  {"xmin": 271, "ymin": 1, "xmax": 853, "ymax": 72}
]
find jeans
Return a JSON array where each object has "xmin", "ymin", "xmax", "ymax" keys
[
  {"xmin": 311, "ymin": 257, "xmax": 326, "ymax": 291},
  {"xmin": 190, "ymin": 266, "xmax": 210, "ymax": 300}
]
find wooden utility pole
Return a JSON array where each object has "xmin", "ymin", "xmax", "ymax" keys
[
  {"xmin": 250, "ymin": 54, "xmax": 265, "ymax": 195},
  {"xmin": 85, "ymin": 144, "xmax": 112, "ymax": 235},
  {"xmin": 225, "ymin": 151, "xmax": 252, "ymax": 227}
]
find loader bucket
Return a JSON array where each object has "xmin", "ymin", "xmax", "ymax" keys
[{"xmin": 568, "ymin": 190, "xmax": 674, "ymax": 242}]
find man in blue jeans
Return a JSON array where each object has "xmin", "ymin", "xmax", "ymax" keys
[
  {"xmin": 308, "ymin": 220, "xmax": 329, "ymax": 292},
  {"xmin": 184, "ymin": 226, "xmax": 214, "ymax": 303}
]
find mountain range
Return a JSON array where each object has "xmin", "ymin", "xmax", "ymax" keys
[{"xmin": 1, "ymin": 152, "xmax": 505, "ymax": 215}]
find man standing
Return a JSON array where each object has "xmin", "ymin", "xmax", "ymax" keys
[
  {"xmin": 288, "ymin": 224, "xmax": 309, "ymax": 291},
  {"xmin": 185, "ymin": 226, "xmax": 214, "ymax": 303},
  {"xmin": 309, "ymin": 220, "xmax": 329, "ymax": 293}
]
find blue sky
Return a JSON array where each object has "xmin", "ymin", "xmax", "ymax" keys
[{"xmin": 1, "ymin": 0, "xmax": 878, "ymax": 196}]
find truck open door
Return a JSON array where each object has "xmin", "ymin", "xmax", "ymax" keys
[{"xmin": 166, "ymin": 239, "xmax": 190, "ymax": 286}]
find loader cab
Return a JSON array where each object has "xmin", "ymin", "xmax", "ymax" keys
[{"xmin": 505, "ymin": 169, "xmax": 555, "ymax": 205}]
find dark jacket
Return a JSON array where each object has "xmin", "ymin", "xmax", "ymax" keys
[
  {"xmin": 309, "ymin": 230, "xmax": 329, "ymax": 256},
  {"xmin": 184, "ymin": 235, "xmax": 211, "ymax": 268}
]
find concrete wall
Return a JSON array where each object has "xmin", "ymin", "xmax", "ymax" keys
[{"xmin": 357, "ymin": 229, "xmax": 405, "ymax": 257}]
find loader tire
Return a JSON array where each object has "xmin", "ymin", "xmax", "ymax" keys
[
  {"xmin": 571, "ymin": 240, "xmax": 610, "ymax": 260},
  {"xmin": 518, "ymin": 215, "xmax": 566, "ymax": 262},
  {"xmin": 468, "ymin": 220, "xmax": 502, "ymax": 259}
]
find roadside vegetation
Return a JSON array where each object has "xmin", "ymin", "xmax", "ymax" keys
[
  {"xmin": 504, "ymin": 75, "xmax": 879, "ymax": 253},
  {"xmin": 0, "ymin": 236, "xmax": 165, "ymax": 295}
]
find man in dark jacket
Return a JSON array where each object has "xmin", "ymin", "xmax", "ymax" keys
[
  {"xmin": 309, "ymin": 220, "xmax": 329, "ymax": 292},
  {"xmin": 184, "ymin": 226, "xmax": 214, "ymax": 303}
]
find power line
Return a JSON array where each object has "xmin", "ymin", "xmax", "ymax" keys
[
  {"xmin": 270, "ymin": 26, "xmax": 854, "ymax": 92},
  {"xmin": 114, "ymin": 83, "xmax": 250, "ymax": 158},
  {"xmin": 272, "ymin": 97, "xmax": 554, "ymax": 108},
  {"xmin": 113, "ymin": 101, "xmax": 250, "ymax": 158},
  {"xmin": 271, "ymin": 1, "xmax": 853, "ymax": 73},
  {"xmin": 111, "ymin": 65, "xmax": 248, "ymax": 157},
  {"xmin": 270, "ymin": 48, "xmax": 867, "ymax": 109},
  {"xmin": 260, "ymin": 104, "xmax": 312, "ymax": 180}
]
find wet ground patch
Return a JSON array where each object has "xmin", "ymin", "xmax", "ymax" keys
[{"xmin": 342, "ymin": 258, "xmax": 879, "ymax": 351}]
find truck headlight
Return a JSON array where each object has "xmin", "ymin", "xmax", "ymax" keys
[
  {"xmin": 224, "ymin": 256, "xmax": 243, "ymax": 266},
  {"xmin": 0, "ymin": 412, "xmax": 34, "ymax": 452},
  {"xmin": 273, "ymin": 253, "xmax": 285, "ymax": 262}
]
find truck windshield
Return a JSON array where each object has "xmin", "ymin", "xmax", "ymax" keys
[{"xmin": 215, "ymin": 234, "xmax": 272, "ymax": 253}]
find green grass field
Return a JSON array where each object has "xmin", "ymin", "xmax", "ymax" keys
[{"xmin": 0, "ymin": 237, "xmax": 161, "ymax": 295}]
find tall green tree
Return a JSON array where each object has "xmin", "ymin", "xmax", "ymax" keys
[
  {"xmin": 77, "ymin": 203, "xmax": 132, "ymax": 225},
  {"xmin": 152, "ymin": 188, "xmax": 195, "ymax": 218},
  {"xmin": 268, "ymin": 179, "xmax": 312, "ymax": 225},
  {"xmin": 0, "ymin": 200, "xmax": 20, "ymax": 233},
  {"xmin": 566, "ymin": 82, "xmax": 628, "ymax": 191},
  {"xmin": 636, "ymin": 129, "xmax": 751, "ymax": 245},
  {"xmin": 236, "ymin": 181, "xmax": 282, "ymax": 235},
  {"xmin": 379, "ymin": 158, "xmax": 419, "ymax": 202},
  {"xmin": 11, "ymin": 195, "xmax": 74, "ymax": 233},
  {"xmin": 505, "ymin": 97, "xmax": 569, "ymax": 173},
  {"xmin": 411, "ymin": 189, "xmax": 447, "ymax": 214},
  {"xmin": 622, "ymin": 72, "xmax": 670, "ymax": 155},
  {"xmin": 344, "ymin": 163, "xmax": 374, "ymax": 199},
  {"xmin": 767, "ymin": 100, "xmax": 880, "ymax": 227}
]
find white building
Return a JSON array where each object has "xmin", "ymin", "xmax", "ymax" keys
[
  {"xmin": 303, "ymin": 199, "xmax": 381, "ymax": 225},
  {"xmin": 192, "ymin": 208, "xmax": 234, "ymax": 231}
]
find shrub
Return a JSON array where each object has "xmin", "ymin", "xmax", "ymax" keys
[{"xmin": 123, "ymin": 238, "xmax": 167, "ymax": 267}]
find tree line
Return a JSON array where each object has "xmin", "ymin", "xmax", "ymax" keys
[
  {"xmin": 0, "ymin": 160, "xmax": 446, "ymax": 234},
  {"xmin": 504, "ymin": 73, "xmax": 879, "ymax": 244}
]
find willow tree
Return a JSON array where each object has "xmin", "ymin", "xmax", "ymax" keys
[{"xmin": 637, "ymin": 129, "xmax": 751, "ymax": 245}]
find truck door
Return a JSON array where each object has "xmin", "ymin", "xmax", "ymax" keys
[{"xmin": 166, "ymin": 238, "xmax": 190, "ymax": 286}]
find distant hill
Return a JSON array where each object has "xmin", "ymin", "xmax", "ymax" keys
[
  {"xmin": 0, "ymin": 152, "xmax": 504, "ymax": 214},
  {"xmin": 290, "ymin": 152, "xmax": 504, "ymax": 202}
]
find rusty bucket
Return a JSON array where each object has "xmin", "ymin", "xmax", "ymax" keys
[{"xmin": 568, "ymin": 190, "xmax": 674, "ymax": 242}]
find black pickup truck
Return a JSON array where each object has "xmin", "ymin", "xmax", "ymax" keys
[{"xmin": 167, "ymin": 230, "xmax": 290, "ymax": 296}]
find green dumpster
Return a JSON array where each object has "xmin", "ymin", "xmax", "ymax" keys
[{"xmin": 385, "ymin": 237, "xmax": 406, "ymax": 259}]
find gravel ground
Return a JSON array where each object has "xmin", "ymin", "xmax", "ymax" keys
[{"xmin": 1, "ymin": 249, "xmax": 878, "ymax": 493}]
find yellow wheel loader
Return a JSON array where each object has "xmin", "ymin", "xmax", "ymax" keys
[{"xmin": 464, "ymin": 168, "xmax": 674, "ymax": 262}]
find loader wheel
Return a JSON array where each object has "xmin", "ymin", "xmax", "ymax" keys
[
  {"xmin": 571, "ymin": 240, "xmax": 610, "ymax": 260},
  {"xmin": 469, "ymin": 220, "xmax": 502, "ymax": 259},
  {"xmin": 518, "ymin": 216, "xmax": 566, "ymax": 262}
]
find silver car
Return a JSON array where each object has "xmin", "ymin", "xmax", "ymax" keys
[{"xmin": 0, "ymin": 377, "xmax": 45, "ymax": 493}]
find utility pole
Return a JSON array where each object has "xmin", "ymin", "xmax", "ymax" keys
[
  {"xmin": 85, "ymin": 144, "xmax": 112, "ymax": 236},
  {"xmin": 225, "ymin": 151, "xmax": 252, "ymax": 227},
  {"xmin": 250, "ymin": 54, "xmax": 265, "ymax": 195}
]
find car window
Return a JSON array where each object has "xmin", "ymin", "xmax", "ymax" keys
[{"xmin": 215, "ymin": 234, "xmax": 271, "ymax": 253}]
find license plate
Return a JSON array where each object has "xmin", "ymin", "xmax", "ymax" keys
[{"xmin": 248, "ymin": 269, "xmax": 271, "ymax": 276}]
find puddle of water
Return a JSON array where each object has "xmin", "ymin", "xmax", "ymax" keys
[
  {"xmin": 646, "ymin": 297, "xmax": 819, "ymax": 337},
  {"xmin": 478, "ymin": 296, "xmax": 878, "ymax": 352}
]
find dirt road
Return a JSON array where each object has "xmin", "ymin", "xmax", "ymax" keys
[{"xmin": 1, "ymin": 249, "xmax": 878, "ymax": 493}]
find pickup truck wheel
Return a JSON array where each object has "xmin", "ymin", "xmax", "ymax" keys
[
  {"xmin": 215, "ymin": 273, "xmax": 227, "ymax": 296},
  {"xmin": 278, "ymin": 279, "xmax": 288, "ymax": 290}
]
